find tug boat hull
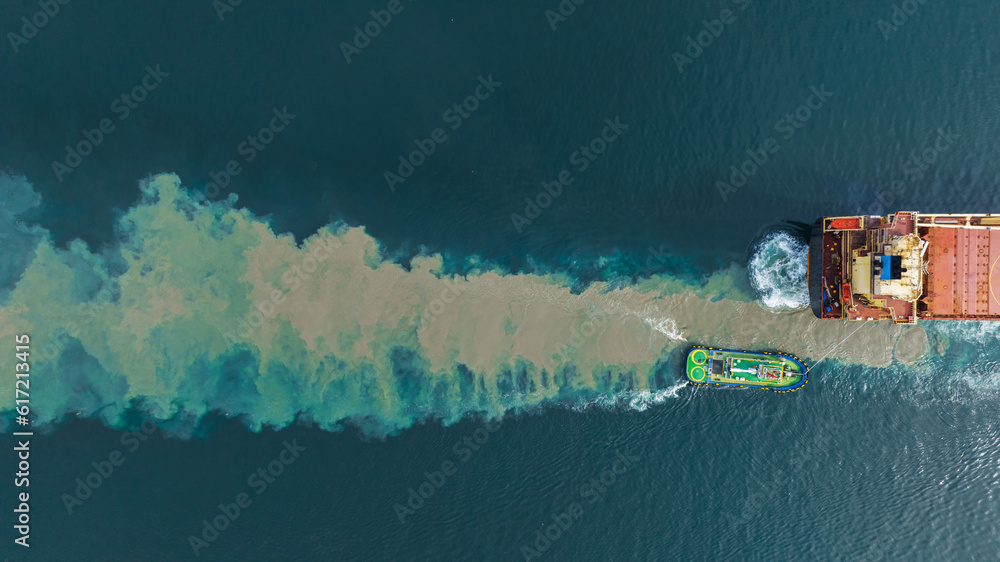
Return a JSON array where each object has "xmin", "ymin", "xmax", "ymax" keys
[{"xmin": 685, "ymin": 347, "xmax": 808, "ymax": 393}]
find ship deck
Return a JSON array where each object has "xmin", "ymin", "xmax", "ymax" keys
[
  {"xmin": 921, "ymin": 224, "xmax": 1000, "ymax": 319},
  {"xmin": 686, "ymin": 348, "xmax": 804, "ymax": 389},
  {"xmin": 814, "ymin": 212, "xmax": 1000, "ymax": 322},
  {"xmin": 816, "ymin": 212, "xmax": 919, "ymax": 322}
]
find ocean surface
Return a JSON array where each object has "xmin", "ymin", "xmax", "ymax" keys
[{"xmin": 1, "ymin": 1, "xmax": 999, "ymax": 560}]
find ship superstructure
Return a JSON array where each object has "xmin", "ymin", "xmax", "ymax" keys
[{"xmin": 810, "ymin": 212, "xmax": 1000, "ymax": 323}]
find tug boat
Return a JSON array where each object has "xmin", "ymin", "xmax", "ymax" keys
[{"xmin": 685, "ymin": 346, "xmax": 808, "ymax": 393}]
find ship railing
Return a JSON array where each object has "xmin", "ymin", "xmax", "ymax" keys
[{"xmin": 916, "ymin": 213, "xmax": 1000, "ymax": 230}]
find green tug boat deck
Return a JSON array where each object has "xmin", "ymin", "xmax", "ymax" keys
[{"xmin": 685, "ymin": 347, "xmax": 808, "ymax": 393}]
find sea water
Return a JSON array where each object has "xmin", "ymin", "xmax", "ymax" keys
[{"xmin": 1, "ymin": 1, "xmax": 999, "ymax": 560}]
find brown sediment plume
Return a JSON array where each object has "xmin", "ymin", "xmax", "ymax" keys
[
  {"xmin": 0, "ymin": 173, "xmax": 938, "ymax": 433},
  {"xmin": 894, "ymin": 326, "xmax": 931, "ymax": 365}
]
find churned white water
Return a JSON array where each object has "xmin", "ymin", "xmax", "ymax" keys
[{"xmin": 748, "ymin": 231, "xmax": 810, "ymax": 310}]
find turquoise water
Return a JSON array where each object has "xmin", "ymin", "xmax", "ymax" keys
[{"xmin": 1, "ymin": 0, "xmax": 999, "ymax": 560}]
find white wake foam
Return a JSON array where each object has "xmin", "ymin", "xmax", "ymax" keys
[
  {"xmin": 644, "ymin": 316, "xmax": 686, "ymax": 341},
  {"xmin": 749, "ymin": 231, "xmax": 810, "ymax": 310}
]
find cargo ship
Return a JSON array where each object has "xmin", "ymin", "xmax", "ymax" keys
[
  {"xmin": 685, "ymin": 347, "xmax": 808, "ymax": 392},
  {"xmin": 809, "ymin": 212, "xmax": 1000, "ymax": 323}
]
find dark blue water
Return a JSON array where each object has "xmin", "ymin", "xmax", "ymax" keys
[{"xmin": 2, "ymin": 1, "xmax": 999, "ymax": 560}]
